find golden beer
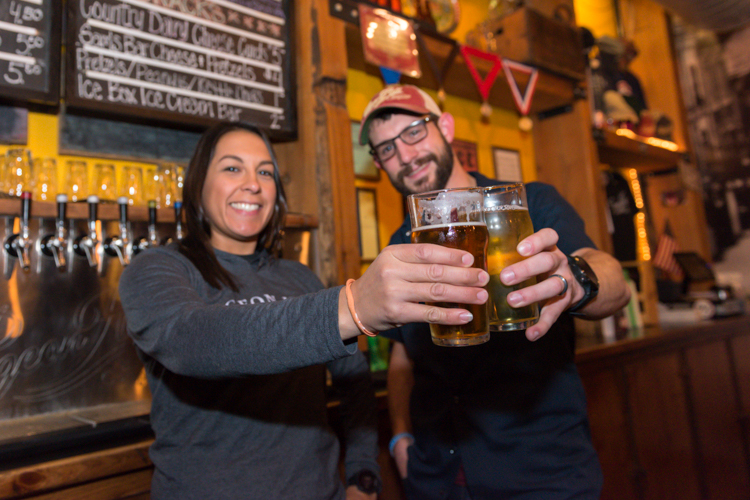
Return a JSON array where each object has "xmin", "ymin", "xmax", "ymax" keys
[
  {"xmin": 485, "ymin": 206, "xmax": 540, "ymax": 331},
  {"xmin": 412, "ymin": 222, "xmax": 489, "ymax": 346}
]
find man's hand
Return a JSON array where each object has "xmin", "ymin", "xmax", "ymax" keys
[{"xmin": 498, "ymin": 228, "xmax": 629, "ymax": 341}]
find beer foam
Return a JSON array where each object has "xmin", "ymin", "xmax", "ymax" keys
[
  {"xmin": 419, "ymin": 191, "xmax": 483, "ymax": 225},
  {"xmin": 412, "ymin": 222, "xmax": 486, "ymax": 231},
  {"xmin": 485, "ymin": 204, "xmax": 528, "ymax": 212}
]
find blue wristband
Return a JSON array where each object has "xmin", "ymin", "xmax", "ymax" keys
[{"xmin": 389, "ymin": 432, "xmax": 414, "ymax": 457}]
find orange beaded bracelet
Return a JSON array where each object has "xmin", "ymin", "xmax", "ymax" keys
[{"xmin": 345, "ymin": 279, "xmax": 378, "ymax": 337}]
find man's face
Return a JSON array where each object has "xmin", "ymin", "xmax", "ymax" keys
[{"xmin": 368, "ymin": 113, "xmax": 453, "ymax": 196}]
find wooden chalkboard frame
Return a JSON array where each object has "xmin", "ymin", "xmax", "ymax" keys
[
  {"xmin": 0, "ymin": 0, "xmax": 62, "ymax": 105},
  {"xmin": 64, "ymin": 0, "xmax": 297, "ymax": 142}
]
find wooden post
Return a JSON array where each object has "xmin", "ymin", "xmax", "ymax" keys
[{"xmin": 275, "ymin": 0, "xmax": 361, "ymax": 287}]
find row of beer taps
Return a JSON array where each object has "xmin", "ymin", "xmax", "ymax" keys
[{"xmin": 3, "ymin": 191, "xmax": 183, "ymax": 276}]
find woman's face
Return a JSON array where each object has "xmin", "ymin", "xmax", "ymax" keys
[{"xmin": 201, "ymin": 130, "xmax": 277, "ymax": 255}]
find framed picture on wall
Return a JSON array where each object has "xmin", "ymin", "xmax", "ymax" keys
[
  {"xmin": 356, "ymin": 188, "xmax": 381, "ymax": 262},
  {"xmin": 493, "ymin": 147, "xmax": 523, "ymax": 182},
  {"xmin": 351, "ymin": 121, "xmax": 380, "ymax": 180},
  {"xmin": 453, "ymin": 139, "xmax": 479, "ymax": 172}
]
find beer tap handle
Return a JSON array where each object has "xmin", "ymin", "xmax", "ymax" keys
[
  {"xmin": 74, "ymin": 195, "xmax": 99, "ymax": 267},
  {"xmin": 87, "ymin": 195, "xmax": 98, "ymax": 240},
  {"xmin": 174, "ymin": 201, "xmax": 183, "ymax": 241},
  {"xmin": 118, "ymin": 196, "xmax": 131, "ymax": 266},
  {"xmin": 148, "ymin": 200, "xmax": 158, "ymax": 247},
  {"xmin": 84, "ymin": 195, "xmax": 99, "ymax": 267},
  {"xmin": 40, "ymin": 194, "xmax": 68, "ymax": 270},
  {"xmin": 18, "ymin": 191, "xmax": 31, "ymax": 270},
  {"xmin": 103, "ymin": 196, "xmax": 131, "ymax": 269},
  {"xmin": 3, "ymin": 191, "xmax": 32, "ymax": 276},
  {"xmin": 53, "ymin": 194, "xmax": 67, "ymax": 269}
]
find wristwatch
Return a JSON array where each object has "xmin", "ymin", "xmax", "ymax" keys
[
  {"xmin": 347, "ymin": 469, "xmax": 382, "ymax": 495},
  {"xmin": 567, "ymin": 255, "xmax": 600, "ymax": 316}
]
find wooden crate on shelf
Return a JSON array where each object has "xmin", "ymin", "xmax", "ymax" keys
[{"xmin": 466, "ymin": 7, "xmax": 586, "ymax": 80}]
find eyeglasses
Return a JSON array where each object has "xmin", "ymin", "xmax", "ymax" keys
[{"xmin": 369, "ymin": 116, "xmax": 434, "ymax": 162}]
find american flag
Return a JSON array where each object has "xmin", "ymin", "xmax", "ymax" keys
[{"xmin": 652, "ymin": 221, "xmax": 684, "ymax": 280}]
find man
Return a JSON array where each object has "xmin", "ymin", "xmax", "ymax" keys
[{"xmin": 359, "ymin": 84, "xmax": 631, "ymax": 500}]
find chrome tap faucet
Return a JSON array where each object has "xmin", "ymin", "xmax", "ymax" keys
[
  {"xmin": 133, "ymin": 200, "xmax": 158, "ymax": 255},
  {"xmin": 103, "ymin": 196, "xmax": 132, "ymax": 267},
  {"xmin": 40, "ymin": 194, "xmax": 69, "ymax": 270},
  {"xmin": 4, "ymin": 191, "xmax": 33, "ymax": 274},
  {"xmin": 73, "ymin": 195, "xmax": 100, "ymax": 268}
]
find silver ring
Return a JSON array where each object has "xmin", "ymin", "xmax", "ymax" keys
[{"xmin": 550, "ymin": 274, "xmax": 568, "ymax": 296}]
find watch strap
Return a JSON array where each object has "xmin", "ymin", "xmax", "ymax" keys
[{"xmin": 567, "ymin": 255, "xmax": 599, "ymax": 315}]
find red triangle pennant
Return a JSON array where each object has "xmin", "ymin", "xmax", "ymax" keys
[
  {"xmin": 502, "ymin": 59, "xmax": 539, "ymax": 116},
  {"xmin": 459, "ymin": 45, "xmax": 503, "ymax": 102}
]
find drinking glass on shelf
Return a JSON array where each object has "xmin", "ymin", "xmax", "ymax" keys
[
  {"xmin": 94, "ymin": 163, "xmax": 117, "ymax": 202},
  {"xmin": 6, "ymin": 149, "xmax": 32, "ymax": 198},
  {"xmin": 32, "ymin": 157, "xmax": 58, "ymax": 201},
  {"xmin": 155, "ymin": 163, "xmax": 177, "ymax": 208},
  {"xmin": 121, "ymin": 165, "xmax": 144, "ymax": 206},
  {"xmin": 65, "ymin": 160, "xmax": 88, "ymax": 202}
]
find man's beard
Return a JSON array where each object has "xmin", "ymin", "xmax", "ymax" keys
[{"xmin": 390, "ymin": 137, "xmax": 454, "ymax": 197}]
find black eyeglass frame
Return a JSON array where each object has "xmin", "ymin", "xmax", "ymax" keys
[{"xmin": 368, "ymin": 115, "xmax": 437, "ymax": 161}]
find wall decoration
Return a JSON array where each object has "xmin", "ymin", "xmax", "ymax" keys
[
  {"xmin": 351, "ymin": 121, "xmax": 380, "ymax": 180},
  {"xmin": 452, "ymin": 139, "xmax": 478, "ymax": 172},
  {"xmin": 358, "ymin": 3, "xmax": 421, "ymax": 78},
  {"xmin": 0, "ymin": 106, "xmax": 28, "ymax": 144},
  {"xmin": 493, "ymin": 147, "xmax": 522, "ymax": 182},
  {"xmin": 356, "ymin": 188, "xmax": 380, "ymax": 262},
  {"xmin": 65, "ymin": 0, "xmax": 297, "ymax": 140}
]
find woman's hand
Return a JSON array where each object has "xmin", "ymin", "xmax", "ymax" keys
[{"xmin": 339, "ymin": 244, "xmax": 489, "ymax": 339}]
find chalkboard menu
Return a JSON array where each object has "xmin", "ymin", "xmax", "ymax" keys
[
  {"xmin": 0, "ymin": 0, "xmax": 61, "ymax": 104},
  {"xmin": 66, "ymin": 0, "xmax": 296, "ymax": 140}
]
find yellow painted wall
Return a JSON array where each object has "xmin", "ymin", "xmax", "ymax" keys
[
  {"xmin": 2, "ymin": 111, "xmax": 170, "ymax": 206},
  {"xmin": 574, "ymin": 0, "xmax": 619, "ymax": 38},
  {"xmin": 347, "ymin": 68, "xmax": 537, "ymax": 275}
]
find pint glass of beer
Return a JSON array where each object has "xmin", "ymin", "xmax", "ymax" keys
[
  {"xmin": 483, "ymin": 183, "xmax": 540, "ymax": 331},
  {"xmin": 408, "ymin": 187, "xmax": 489, "ymax": 346}
]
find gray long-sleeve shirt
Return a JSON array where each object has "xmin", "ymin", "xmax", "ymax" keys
[{"xmin": 119, "ymin": 245, "xmax": 379, "ymax": 499}]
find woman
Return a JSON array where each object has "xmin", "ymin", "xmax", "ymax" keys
[{"xmin": 119, "ymin": 122, "xmax": 488, "ymax": 499}]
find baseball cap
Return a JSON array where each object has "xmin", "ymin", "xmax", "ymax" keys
[{"xmin": 358, "ymin": 85, "xmax": 442, "ymax": 145}]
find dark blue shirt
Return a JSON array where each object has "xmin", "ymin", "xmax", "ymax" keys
[{"xmin": 382, "ymin": 174, "xmax": 602, "ymax": 500}]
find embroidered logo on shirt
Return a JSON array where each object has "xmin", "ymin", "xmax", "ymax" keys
[{"xmin": 224, "ymin": 294, "xmax": 288, "ymax": 306}]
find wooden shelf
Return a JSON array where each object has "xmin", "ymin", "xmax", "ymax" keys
[
  {"xmin": 0, "ymin": 198, "xmax": 318, "ymax": 228},
  {"xmin": 344, "ymin": 23, "xmax": 579, "ymax": 114},
  {"xmin": 595, "ymin": 128, "xmax": 686, "ymax": 173}
]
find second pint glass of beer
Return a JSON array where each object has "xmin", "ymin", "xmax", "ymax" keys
[
  {"xmin": 408, "ymin": 187, "xmax": 489, "ymax": 346},
  {"xmin": 483, "ymin": 183, "xmax": 540, "ymax": 331}
]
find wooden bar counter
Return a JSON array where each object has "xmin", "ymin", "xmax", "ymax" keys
[
  {"xmin": 1, "ymin": 315, "xmax": 748, "ymax": 499},
  {"xmin": 576, "ymin": 314, "xmax": 750, "ymax": 500}
]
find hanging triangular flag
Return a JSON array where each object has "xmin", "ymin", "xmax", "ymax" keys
[
  {"xmin": 379, "ymin": 67, "xmax": 402, "ymax": 85},
  {"xmin": 415, "ymin": 30, "xmax": 460, "ymax": 106},
  {"xmin": 502, "ymin": 59, "xmax": 539, "ymax": 116},
  {"xmin": 459, "ymin": 45, "xmax": 503, "ymax": 118}
]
